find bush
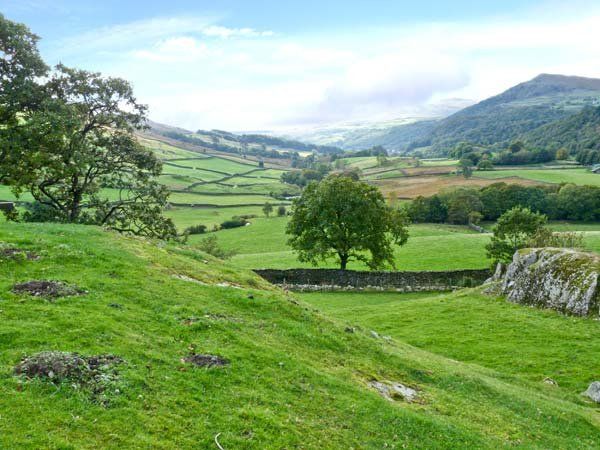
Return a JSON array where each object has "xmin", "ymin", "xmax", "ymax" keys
[
  {"xmin": 486, "ymin": 207, "xmax": 548, "ymax": 263},
  {"xmin": 184, "ymin": 224, "xmax": 207, "ymax": 235},
  {"xmin": 527, "ymin": 229, "xmax": 584, "ymax": 248},
  {"xmin": 220, "ymin": 218, "xmax": 248, "ymax": 229},
  {"xmin": 277, "ymin": 205, "xmax": 286, "ymax": 216},
  {"xmin": 196, "ymin": 235, "xmax": 237, "ymax": 259}
]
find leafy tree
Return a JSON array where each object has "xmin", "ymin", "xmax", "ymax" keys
[
  {"xmin": 486, "ymin": 207, "xmax": 547, "ymax": 263},
  {"xmin": 458, "ymin": 158, "xmax": 473, "ymax": 179},
  {"xmin": 2, "ymin": 63, "xmax": 176, "ymax": 238},
  {"xmin": 477, "ymin": 158, "xmax": 494, "ymax": 171},
  {"xmin": 0, "ymin": 14, "xmax": 48, "ymax": 173},
  {"xmin": 286, "ymin": 175, "xmax": 409, "ymax": 270},
  {"xmin": 555, "ymin": 147, "xmax": 569, "ymax": 160},
  {"xmin": 277, "ymin": 205, "xmax": 286, "ymax": 216},
  {"xmin": 262, "ymin": 202, "xmax": 273, "ymax": 217}
]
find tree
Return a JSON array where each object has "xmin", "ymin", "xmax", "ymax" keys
[
  {"xmin": 0, "ymin": 14, "xmax": 49, "ymax": 173},
  {"xmin": 262, "ymin": 202, "xmax": 273, "ymax": 217},
  {"xmin": 486, "ymin": 207, "xmax": 547, "ymax": 263},
  {"xmin": 556, "ymin": 147, "xmax": 569, "ymax": 160},
  {"xmin": 477, "ymin": 158, "xmax": 494, "ymax": 171},
  {"xmin": 2, "ymin": 63, "xmax": 176, "ymax": 238},
  {"xmin": 286, "ymin": 175, "xmax": 409, "ymax": 270},
  {"xmin": 458, "ymin": 158, "xmax": 473, "ymax": 179},
  {"xmin": 277, "ymin": 205, "xmax": 286, "ymax": 216}
]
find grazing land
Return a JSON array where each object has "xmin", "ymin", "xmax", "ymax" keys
[
  {"xmin": 3, "ymin": 222, "xmax": 600, "ymax": 448},
  {"xmin": 299, "ymin": 289, "xmax": 600, "ymax": 391},
  {"xmin": 474, "ymin": 168, "xmax": 600, "ymax": 186}
]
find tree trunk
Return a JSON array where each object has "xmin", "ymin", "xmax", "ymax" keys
[{"xmin": 339, "ymin": 253, "xmax": 348, "ymax": 270}]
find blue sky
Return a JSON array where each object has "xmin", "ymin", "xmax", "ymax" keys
[{"xmin": 3, "ymin": 0, "xmax": 600, "ymax": 130}]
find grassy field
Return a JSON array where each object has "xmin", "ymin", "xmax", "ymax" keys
[
  {"xmin": 190, "ymin": 216, "xmax": 600, "ymax": 270},
  {"xmin": 190, "ymin": 218, "xmax": 492, "ymax": 270},
  {"xmin": 299, "ymin": 289, "xmax": 600, "ymax": 392},
  {"xmin": 3, "ymin": 222, "xmax": 600, "ymax": 448},
  {"xmin": 475, "ymin": 168, "xmax": 600, "ymax": 186}
]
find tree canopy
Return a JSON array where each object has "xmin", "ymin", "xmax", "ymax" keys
[
  {"xmin": 286, "ymin": 175, "xmax": 409, "ymax": 270},
  {"xmin": 0, "ymin": 16, "xmax": 176, "ymax": 239},
  {"xmin": 486, "ymin": 207, "xmax": 547, "ymax": 263}
]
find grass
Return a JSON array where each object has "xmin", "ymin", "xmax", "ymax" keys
[
  {"xmin": 190, "ymin": 217, "xmax": 600, "ymax": 270},
  {"xmin": 165, "ymin": 206, "xmax": 267, "ymax": 230},
  {"xmin": 190, "ymin": 218, "xmax": 492, "ymax": 270},
  {"xmin": 299, "ymin": 289, "xmax": 600, "ymax": 392},
  {"xmin": 475, "ymin": 168, "xmax": 600, "ymax": 186},
  {"xmin": 3, "ymin": 222, "xmax": 600, "ymax": 448},
  {"xmin": 168, "ymin": 192, "xmax": 284, "ymax": 206}
]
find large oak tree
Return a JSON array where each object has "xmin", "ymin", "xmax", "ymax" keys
[
  {"xmin": 286, "ymin": 175, "xmax": 409, "ymax": 270},
  {"xmin": 0, "ymin": 16, "xmax": 176, "ymax": 239}
]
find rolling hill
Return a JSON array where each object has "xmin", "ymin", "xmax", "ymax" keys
[
  {"xmin": 522, "ymin": 105, "xmax": 600, "ymax": 153},
  {"xmin": 308, "ymin": 74, "xmax": 600, "ymax": 154},
  {"xmin": 3, "ymin": 221, "xmax": 600, "ymax": 448}
]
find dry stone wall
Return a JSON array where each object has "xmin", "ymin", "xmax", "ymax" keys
[{"xmin": 254, "ymin": 268, "xmax": 491, "ymax": 292}]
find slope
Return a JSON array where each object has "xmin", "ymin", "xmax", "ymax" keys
[
  {"xmin": 522, "ymin": 106, "xmax": 600, "ymax": 153},
  {"xmin": 1, "ymin": 223, "xmax": 600, "ymax": 448},
  {"xmin": 351, "ymin": 74, "xmax": 600, "ymax": 154}
]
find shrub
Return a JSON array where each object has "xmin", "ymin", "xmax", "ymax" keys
[
  {"xmin": 220, "ymin": 218, "xmax": 248, "ymax": 229},
  {"xmin": 277, "ymin": 205, "xmax": 287, "ymax": 216},
  {"xmin": 184, "ymin": 224, "xmax": 207, "ymax": 235},
  {"xmin": 196, "ymin": 235, "xmax": 236, "ymax": 259},
  {"xmin": 486, "ymin": 207, "xmax": 548, "ymax": 263},
  {"xmin": 527, "ymin": 229, "xmax": 584, "ymax": 249}
]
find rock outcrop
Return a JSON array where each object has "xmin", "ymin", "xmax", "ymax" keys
[
  {"xmin": 584, "ymin": 381, "xmax": 600, "ymax": 403},
  {"xmin": 499, "ymin": 248, "xmax": 599, "ymax": 316}
]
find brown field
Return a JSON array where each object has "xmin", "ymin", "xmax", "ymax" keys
[{"xmin": 371, "ymin": 175, "xmax": 543, "ymax": 198}]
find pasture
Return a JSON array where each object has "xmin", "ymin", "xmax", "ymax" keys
[
  {"xmin": 299, "ymin": 289, "xmax": 600, "ymax": 392},
  {"xmin": 475, "ymin": 168, "xmax": 600, "ymax": 186}
]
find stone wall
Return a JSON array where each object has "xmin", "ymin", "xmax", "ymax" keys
[
  {"xmin": 254, "ymin": 268, "xmax": 491, "ymax": 292},
  {"xmin": 498, "ymin": 248, "xmax": 600, "ymax": 316}
]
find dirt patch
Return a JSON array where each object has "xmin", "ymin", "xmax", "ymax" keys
[
  {"xmin": 0, "ymin": 247, "xmax": 39, "ymax": 261},
  {"xmin": 182, "ymin": 354, "xmax": 229, "ymax": 368},
  {"xmin": 15, "ymin": 351, "xmax": 123, "ymax": 404},
  {"xmin": 12, "ymin": 281, "xmax": 86, "ymax": 299}
]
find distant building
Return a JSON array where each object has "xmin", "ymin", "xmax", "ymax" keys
[{"xmin": 593, "ymin": 164, "xmax": 600, "ymax": 174}]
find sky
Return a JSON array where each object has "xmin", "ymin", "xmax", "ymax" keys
[{"xmin": 3, "ymin": 0, "xmax": 600, "ymax": 131}]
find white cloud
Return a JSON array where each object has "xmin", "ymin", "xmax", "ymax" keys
[
  {"xmin": 132, "ymin": 37, "xmax": 210, "ymax": 63},
  {"xmin": 50, "ymin": 6, "xmax": 600, "ymax": 131},
  {"xmin": 202, "ymin": 26, "xmax": 275, "ymax": 39}
]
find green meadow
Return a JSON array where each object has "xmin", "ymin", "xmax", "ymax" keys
[
  {"xmin": 2, "ymin": 222, "xmax": 600, "ymax": 448},
  {"xmin": 475, "ymin": 168, "xmax": 600, "ymax": 186}
]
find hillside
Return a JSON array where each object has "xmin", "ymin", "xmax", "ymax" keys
[
  {"xmin": 2, "ymin": 222, "xmax": 600, "ymax": 448},
  {"xmin": 337, "ymin": 74, "xmax": 600, "ymax": 154},
  {"xmin": 522, "ymin": 106, "xmax": 600, "ymax": 153},
  {"xmin": 145, "ymin": 121, "xmax": 342, "ymax": 159}
]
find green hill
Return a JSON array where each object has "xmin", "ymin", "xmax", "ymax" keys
[
  {"xmin": 522, "ymin": 106, "xmax": 600, "ymax": 153},
  {"xmin": 342, "ymin": 74, "xmax": 600, "ymax": 154},
  {"xmin": 2, "ymin": 222, "xmax": 600, "ymax": 448}
]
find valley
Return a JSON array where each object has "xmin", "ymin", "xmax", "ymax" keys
[{"xmin": 3, "ymin": 8, "xmax": 600, "ymax": 449}]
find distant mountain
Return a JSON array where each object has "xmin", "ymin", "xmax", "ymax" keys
[
  {"xmin": 283, "ymin": 99, "xmax": 473, "ymax": 151},
  {"xmin": 143, "ymin": 120, "xmax": 343, "ymax": 158},
  {"xmin": 423, "ymin": 74, "xmax": 600, "ymax": 152},
  {"xmin": 336, "ymin": 74, "xmax": 600, "ymax": 154}
]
